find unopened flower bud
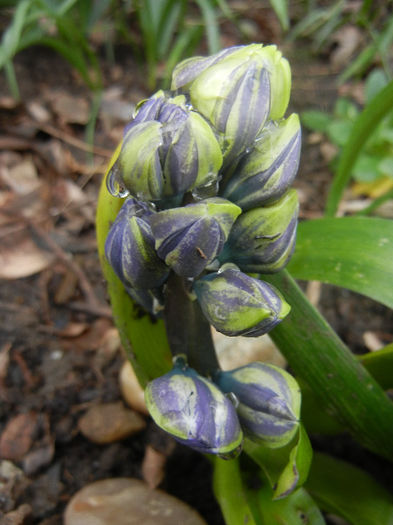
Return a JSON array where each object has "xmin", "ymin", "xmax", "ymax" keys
[
  {"xmin": 107, "ymin": 91, "xmax": 222, "ymax": 201},
  {"xmin": 220, "ymin": 190, "xmax": 299, "ymax": 273},
  {"xmin": 145, "ymin": 357, "xmax": 243, "ymax": 457},
  {"xmin": 171, "ymin": 44, "xmax": 291, "ymax": 163},
  {"xmin": 214, "ymin": 362, "xmax": 300, "ymax": 447},
  {"xmin": 105, "ymin": 198, "xmax": 169, "ymax": 289},
  {"xmin": 194, "ymin": 269, "xmax": 290, "ymax": 337},
  {"xmin": 222, "ymin": 115, "xmax": 301, "ymax": 210},
  {"xmin": 148, "ymin": 198, "xmax": 241, "ymax": 278}
]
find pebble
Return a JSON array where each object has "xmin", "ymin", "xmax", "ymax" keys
[
  {"xmin": 213, "ymin": 330, "xmax": 286, "ymax": 370},
  {"xmin": 78, "ymin": 402, "xmax": 146, "ymax": 444},
  {"xmin": 64, "ymin": 478, "xmax": 207, "ymax": 525},
  {"xmin": 119, "ymin": 361, "xmax": 149, "ymax": 415}
]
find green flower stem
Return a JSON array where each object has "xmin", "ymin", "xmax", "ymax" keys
[
  {"xmin": 213, "ymin": 457, "xmax": 257, "ymax": 525},
  {"xmin": 164, "ymin": 272, "xmax": 220, "ymax": 377},
  {"xmin": 263, "ymin": 269, "xmax": 393, "ymax": 461},
  {"xmin": 96, "ymin": 145, "xmax": 172, "ymax": 386}
]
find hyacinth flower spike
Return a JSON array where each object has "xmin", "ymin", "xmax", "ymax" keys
[
  {"xmin": 214, "ymin": 362, "xmax": 301, "ymax": 447},
  {"xmin": 145, "ymin": 356, "xmax": 243, "ymax": 457}
]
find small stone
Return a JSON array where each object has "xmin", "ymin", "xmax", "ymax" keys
[
  {"xmin": 78, "ymin": 402, "xmax": 146, "ymax": 444},
  {"xmin": 119, "ymin": 361, "xmax": 148, "ymax": 415},
  {"xmin": 213, "ymin": 329, "xmax": 286, "ymax": 370},
  {"xmin": 64, "ymin": 478, "xmax": 207, "ymax": 525}
]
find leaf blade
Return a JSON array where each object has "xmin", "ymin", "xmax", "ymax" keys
[{"xmin": 288, "ymin": 217, "xmax": 393, "ymax": 309}]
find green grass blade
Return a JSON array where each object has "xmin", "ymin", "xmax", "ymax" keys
[
  {"xmin": 287, "ymin": 217, "xmax": 393, "ymax": 308},
  {"xmin": 195, "ymin": 0, "xmax": 221, "ymax": 54},
  {"xmin": 306, "ymin": 453, "xmax": 393, "ymax": 525},
  {"xmin": 96, "ymin": 146, "xmax": 172, "ymax": 387},
  {"xmin": 269, "ymin": 0, "xmax": 289, "ymax": 31},
  {"xmin": 0, "ymin": 0, "xmax": 31, "ymax": 67},
  {"xmin": 156, "ymin": 0, "xmax": 183, "ymax": 59},
  {"xmin": 325, "ymin": 80, "xmax": 393, "ymax": 216},
  {"xmin": 263, "ymin": 270, "xmax": 393, "ymax": 461}
]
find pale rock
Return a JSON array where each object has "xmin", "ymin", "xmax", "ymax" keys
[
  {"xmin": 119, "ymin": 361, "xmax": 148, "ymax": 415},
  {"xmin": 64, "ymin": 478, "xmax": 207, "ymax": 525},
  {"xmin": 78, "ymin": 402, "xmax": 146, "ymax": 444}
]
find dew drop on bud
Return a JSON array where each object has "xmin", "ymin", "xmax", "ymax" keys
[
  {"xmin": 225, "ymin": 391, "xmax": 239, "ymax": 408},
  {"xmin": 191, "ymin": 176, "xmax": 218, "ymax": 201},
  {"xmin": 106, "ymin": 162, "xmax": 130, "ymax": 198}
]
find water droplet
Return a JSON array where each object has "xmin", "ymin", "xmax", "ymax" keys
[
  {"xmin": 226, "ymin": 392, "xmax": 239, "ymax": 408},
  {"xmin": 191, "ymin": 177, "xmax": 218, "ymax": 201},
  {"xmin": 106, "ymin": 162, "xmax": 130, "ymax": 198}
]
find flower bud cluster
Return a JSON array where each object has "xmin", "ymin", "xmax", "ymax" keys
[
  {"xmin": 105, "ymin": 43, "xmax": 302, "ymax": 456},
  {"xmin": 105, "ymin": 43, "xmax": 301, "ymax": 331},
  {"xmin": 145, "ymin": 356, "xmax": 300, "ymax": 457}
]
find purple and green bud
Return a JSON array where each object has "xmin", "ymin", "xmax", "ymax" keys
[
  {"xmin": 220, "ymin": 189, "xmax": 299, "ymax": 273},
  {"xmin": 107, "ymin": 91, "xmax": 223, "ymax": 201},
  {"xmin": 221, "ymin": 115, "xmax": 301, "ymax": 210},
  {"xmin": 148, "ymin": 198, "xmax": 241, "ymax": 278},
  {"xmin": 171, "ymin": 44, "xmax": 291, "ymax": 163},
  {"xmin": 105, "ymin": 198, "xmax": 169, "ymax": 289},
  {"xmin": 145, "ymin": 357, "xmax": 243, "ymax": 457},
  {"xmin": 214, "ymin": 362, "xmax": 300, "ymax": 447},
  {"xmin": 193, "ymin": 268, "xmax": 290, "ymax": 337}
]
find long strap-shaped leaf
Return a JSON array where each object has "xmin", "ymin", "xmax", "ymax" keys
[
  {"xmin": 306, "ymin": 453, "xmax": 393, "ymax": 525},
  {"xmin": 288, "ymin": 217, "xmax": 393, "ymax": 309},
  {"xmin": 96, "ymin": 145, "xmax": 172, "ymax": 387},
  {"xmin": 325, "ymin": 79, "xmax": 393, "ymax": 216},
  {"xmin": 263, "ymin": 270, "xmax": 393, "ymax": 461}
]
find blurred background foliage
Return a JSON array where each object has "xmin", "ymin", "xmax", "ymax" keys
[{"xmin": 0, "ymin": 0, "xmax": 392, "ymax": 217}]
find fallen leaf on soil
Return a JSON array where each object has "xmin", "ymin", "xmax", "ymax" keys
[
  {"xmin": 330, "ymin": 25, "xmax": 363, "ymax": 69},
  {"xmin": 1, "ymin": 157, "xmax": 40, "ymax": 195},
  {"xmin": 78, "ymin": 402, "xmax": 146, "ymax": 444},
  {"xmin": 0, "ymin": 235, "xmax": 54, "ymax": 279},
  {"xmin": 0, "ymin": 412, "xmax": 38, "ymax": 461},
  {"xmin": 0, "ymin": 460, "xmax": 31, "ymax": 513},
  {"xmin": 49, "ymin": 92, "xmax": 90, "ymax": 125},
  {"xmin": 64, "ymin": 478, "xmax": 207, "ymax": 525},
  {"xmin": 1, "ymin": 503, "xmax": 32, "ymax": 525},
  {"xmin": 119, "ymin": 361, "xmax": 148, "ymax": 415}
]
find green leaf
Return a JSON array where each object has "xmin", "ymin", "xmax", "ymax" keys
[
  {"xmin": 245, "ymin": 425, "xmax": 312, "ymax": 499},
  {"xmin": 359, "ymin": 343, "xmax": 393, "ymax": 390},
  {"xmin": 0, "ymin": 0, "xmax": 31, "ymax": 67},
  {"xmin": 326, "ymin": 79, "xmax": 393, "ymax": 216},
  {"xmin": 306, "ymin": 453, "xmax": 393, "ymax": 525},
  {"xmin": 269, "ymin": 0, "xmax": 289, "ymax": 31},
  {"xmin": 288, "ymin": 217, "xmax": 393, "ymax": 309},
  {"xmin": 195, "ymin": 0, "xmax": 221, "ymax": 54},
  {"xmin": 301, "ymin": 110, "xmax": 331, "ymax": 133},
  {"xmin": 353, "ymin": 154, "xmax": 381, "ymax": 182},
  {"xmin": 365, "ymin": 69, "xmax": 389, "ymax": 103},
  {"xmin": 250, "ymin": 484, "xmax": 326, "ymax": 525},
  {"xmin": 96, "ymin": 145, "xmax": 172, "ymax": 387},
  {"xmin": 263, "ymin": 270, "xmax": 393, "ymax": 461},
  {"xmin": 326, "ymin": 119, "xmax": 353, "ymax": 146},
  {"xmin": 213, "ymin": 457, "xmax": 257, "ymax": 525}
]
